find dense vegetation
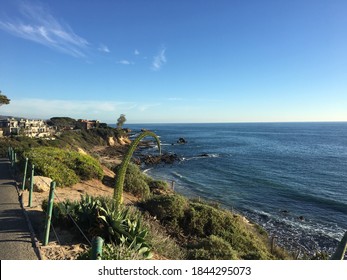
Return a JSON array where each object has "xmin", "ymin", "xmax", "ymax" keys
[
  {"xmin": 23, "ymin": 146, "xmax": 104, "ymax": 186},
  {"xmin": 119, "ymin": 162, "xmax": 169, "ymax": 199},
  {"xmin": 43, "ymin": 195, "xmax": 183, "ymax": 260},
  {"xmin": 0, "ymin": 122, "xmax": 294, "ymax": 260},
  {"xmin": 139, "ymin": 194, "xmax": 288, "ymax": 260},
  {"xmin": 0, "ymin": 123, "xmax": 123, "ymax": 156},
  {"xmin": 46, "ymin": 117, "xmax": 79, "ymax": 128}
]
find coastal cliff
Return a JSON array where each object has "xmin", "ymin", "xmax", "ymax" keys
[{"xmin": 1, "ymin": 126, "xmax": 292, "ymax": 260}]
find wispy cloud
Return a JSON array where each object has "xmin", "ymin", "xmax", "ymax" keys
[
  {"xmin": 0, "ymin": 98, "xmax": 137, "ymax": 120},
  {"xmin": 98, "ymin": 44, "xmax": 110, "ymax": 53},
  {"xmin": 0, "ymin": 2, "xmax": 89, "ymax": 57},
  {"xmin": 151, "ymin": 47, "xmax": 167, "ymax": 71},
  {"xmin": 134, "ymin": 49, "xmax": 140, "ymax": 55},
  {"xmin": 138, "ymin": 103, "xmax": 161, "ymax": 112},
  {"xmin": 168, "ymin": 97, "xmax": 183, "ymax": 101},
  {"xmin": 117, "ymin": 60, "xmax": 134, "ymax": 65}
]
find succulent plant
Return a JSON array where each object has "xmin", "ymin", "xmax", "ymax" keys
[{"xmin": 113, "ymin": 130, "xmax": 161, "ymax": 208}]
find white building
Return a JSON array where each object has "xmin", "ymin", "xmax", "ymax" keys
[{"xmin": 0, "ymin": 118, "xmax": 54, "ymax": 138}]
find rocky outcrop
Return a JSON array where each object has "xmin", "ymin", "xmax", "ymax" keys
[
  {"xmin": 107, "ymin": 137, "xmax": 115, "ymax": 146},
  {"xmin": 137, "ymin": 153, "xmax": 180, "ymax": 165},
  {"xmin": 177, "ymin": 137, "xmax": 187, "ymax": 144},
  {"xmin": 107, "ymin": 136, "xmax": 131, "ymax": 146},
  {"xmin": 32, "ymin": 176, "xmax": 53, "ymax": 192},
  {"xmin": 117, "ymin": 136, "xmax": 131, "ymax": 145}
]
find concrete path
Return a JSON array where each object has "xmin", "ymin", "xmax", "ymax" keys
[{"xmin": 0, "ymin": 158, "xmax": 39, "ymax": 260}]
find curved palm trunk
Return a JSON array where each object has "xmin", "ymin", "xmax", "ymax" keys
[{"xmin": 113, "ymin": 130, "xmax": 161, "ymax": 209}]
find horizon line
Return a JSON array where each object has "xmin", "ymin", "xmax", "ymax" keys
[{"xmin": 119, "ymin": 120, "xmax": 347, "ymax": 125}]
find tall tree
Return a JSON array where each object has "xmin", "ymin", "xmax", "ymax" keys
[
  {"xmin": 0, "ymin": 91, "xmax": 10, "ymax": 106},
  {"xmin": 116, "ymin": 114, "xmax": 126, "ymax": 129}
]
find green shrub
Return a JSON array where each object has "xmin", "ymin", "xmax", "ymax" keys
[
  {"xmin": 24, "ymin": 147, "xmax": 103, "ymax": 186},
  {"xmin": 122, "ymin": 163, "xmax": 151, "ymax": 199},
  {"xmin": 69, "ymin": 152, "xmax": 104, "ymax": 180},
  {"xmin": 187, "ymin": 235, "xmax": 238, "ymax": 260},
  {"xmin": 140, "ymin": 194, "xmax": 188, "ymax": 224},
  {"xmin": 118, "ymin": 163, "xmax": 170, "ymax": 198},
  {"xmin": 183, "ymin": 201, "xmax": 237, "ymax": 238},
  {"xmin": 126, "ymin": 176, "xmax": 150, "ymax": 199},
  {"xmin": 78, "ymin": 243, "xmax": 148, "ymax": 260},
  {"xmin": 147, "ymin": 179, "xmax": 169, "ymax": 194},
  {"xmin": 142, "ymin": 213, "xmax": 186, "ymax": 260}
]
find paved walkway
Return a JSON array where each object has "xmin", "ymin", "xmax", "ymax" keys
[{"xmin": 0, "ymin": 158, "xmax": 39, "ymax": 260}]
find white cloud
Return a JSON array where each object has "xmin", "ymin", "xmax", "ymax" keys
[
  {"xmin": 168, "ymin": 97, "xmax": 183, "ymax": 101},
  {"xmin": 134, "ymin": 49, "xmax": 140, "ymax": 55},
  {"xmin": 151, "ymin": 47, "xmax": 167, "ymax": 71},
  {"xmin": 0, "ymin": 98, "xmax": 137, "ymax": 121},
  {"xmin": 138, "ymin": 103, "xmax": 161, "ymax": 112},
  {"xmin": 0, "ymin": 2, "xmax": 89, "ymax": 57},
  {"xmin": 0, "ymin": 98, "xmax": 166, "ymax": 122},
  {"xmin": 117, "ymin": 60, "xmax": 133, "ymax": 65},
  {"xmin": 98, "ymin": 44, "xmax": 110, "ymax": 53}
]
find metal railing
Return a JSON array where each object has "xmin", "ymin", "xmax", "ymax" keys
[{"xmin": 7, "ymin": 147, "xmax": 101, "ymax": 259}]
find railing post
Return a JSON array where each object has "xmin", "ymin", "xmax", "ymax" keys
[
  {"xmin": 11, "ymin": 149, "xmax": 15, "ymax": 168},
  {"xmin": 28, "ymin": 164, "xmax": 35, "ymax": 207},
  {"xmin": 13, "ymin": 152, "xmax": 17, "ymax": 173},
  {"xmin": 9, "ymin": 147, "xmax": 13, "ymax": 161},
  {"xmin": 43, "ymin": 181, "xmax": 56, "ymax": 246},
  {"xmin": 91, "ymin": 236, "xmax": 104, "ymax": 260},
  {"xmin": 331, "ymin": 231, "xmax": 347, "ymax": 260},
  {"xmin": 22, "ymin": 158, "xmax": 28, "ymax": 190},
  {"xmin": 271, "ymin": 236, "xmax": 277, "ymax": 254}
]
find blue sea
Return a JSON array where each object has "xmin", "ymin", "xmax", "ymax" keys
[{"xmin": 127, "ymin": 122, "xmax": 347, "ymax": 256}]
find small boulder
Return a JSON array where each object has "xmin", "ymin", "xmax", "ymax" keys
[{"xmin": 33, "ymin": 176, "xmax": 52, "ymax": 192}]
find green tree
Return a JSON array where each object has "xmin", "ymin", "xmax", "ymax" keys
[
  {"xmin": 116, "ymin": 114, "xmax": 126, "ymax": 129},
  {"xmin": 0, "ymin": 91, "xmax": 10, "ymax": 106}
]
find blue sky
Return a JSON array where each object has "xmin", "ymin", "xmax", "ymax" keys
[{"xmin": 0, "ymin": 0, "xmax": 346, "ymax": 123}]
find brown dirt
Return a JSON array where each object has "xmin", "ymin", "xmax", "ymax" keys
[{"xmin": 22, "ymin": 165, "xmax": 139, "ymax": 260}]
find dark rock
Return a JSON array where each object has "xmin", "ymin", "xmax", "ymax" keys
[
  {"xmin": 199, "ymin": 153, "xmax": 209, "ymax": 157},
  {"xmin": 140, "ymin": 153, "xmax": 180, "ymax": 165},
  {"xmin": 177, "ymin": 137, "xmax": 187, "ymax": 144}
]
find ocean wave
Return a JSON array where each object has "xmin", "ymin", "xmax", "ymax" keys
[
  {"xmin": 172, "ymin": 171, "xmax": 184, "ymax": 179},
  {"xmin": 183, "ymin": 153, "xmax": 221, "ymax": 161},
  {"xmin": 143, "ymin": 168, "xmax": 153, "ymax": 174},
  {"xmin": 242, "ymin": 207, "xmax": 344, "ymax": 255}
]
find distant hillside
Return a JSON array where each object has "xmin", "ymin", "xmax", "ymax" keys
[{"xmin": 46, "ymin": 117, "xmax": 78, "ymax": 128}]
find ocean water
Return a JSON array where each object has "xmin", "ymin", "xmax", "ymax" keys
[{"xmin": 127, "ymin": 122, "xmax": 347, "ymax": 256}]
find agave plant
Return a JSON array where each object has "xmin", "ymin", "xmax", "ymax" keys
[
  {"xmin": 77, "ymin": 194, "xmax": 102, "ymax": 231},
  {"xmin": 97, "ymin": 203, "xmax": 152, "ymax": 259},
  {"xmin": 97, "ymin": 204, "xmax": 130, "ymax": 243},
  {"xmin": 124, "ymin": 217, "xmax": 152, "ymax": 259},
  {"xmin": 113, "ymin": 130, "xmax": 161, "ymax": 209}
]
